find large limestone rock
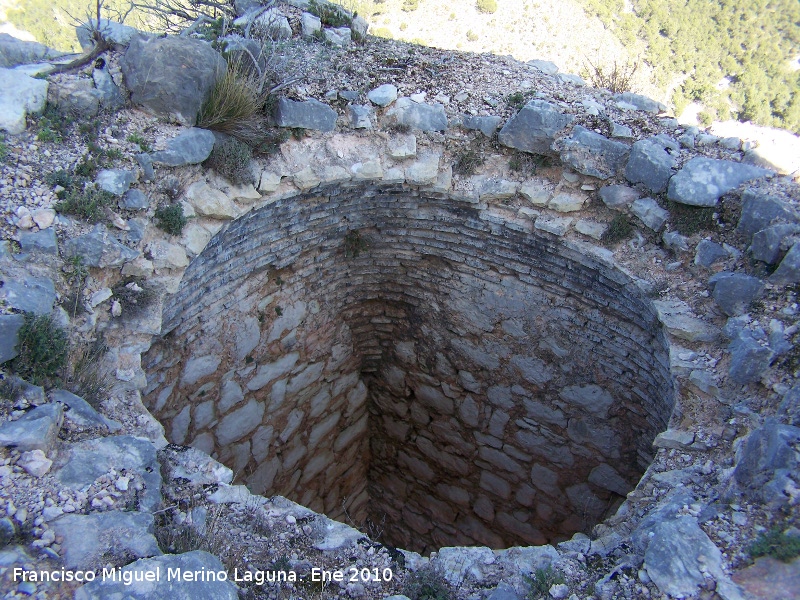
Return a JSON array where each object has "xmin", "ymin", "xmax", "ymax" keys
[
  {"xmin": 52, "ymin": 511, "xmax": 161, "ymax": 570},
  {"xmin": 74, "ymin": 551, "xmax": 239, "ymax": 600},
  {"xmin": 624, "ymin": 138, "xmax": 677, "ymax": 193},
  {"xmin": 120, "ymin": 36, "xmax": 226, "ymax": 125},
  {"xmin": 667, "ymin": 157, "xmax": 772, "ymax": 207},
  {"xmin": 0, "ymin": 68, "xmax": 48, "ymax": 134},
  {"xmin": 386, "ymin": 97, "xmax": 448, "ymax": 132},
  {"xmin": 737, "ymin": 188, "xmax": 799, "ymax": 242},
  {"xmin": 0, "ymin": 33, "xmax": 62, "ymax": 67},
  {"xmin": 0, "ymin": 403, "xmax": 63, "ymax": 453},
  {"xmin": 559, "ymin": 125, "xmax": 630, "ymax": 179},
  {"xmin": 275, "ymin": 98, "xmax": 337, "ymax": 132},
  {"xmin": 150, "ymin": 128, "xmax": 216, "ymax": 166},
  {"xmin": 498, "ymin": 100, "xmax": 574, "ymax": 155},
  {"xmin": 76, "ymin": 19, "xmax": 143, "ymax": 50},
  {"xmin": 63, "ymin": 224, "xmax": 140, "ymax": 268},
  {"xmin": 0, "ymin": 274, "xmax": 56, "ymax": 315}
]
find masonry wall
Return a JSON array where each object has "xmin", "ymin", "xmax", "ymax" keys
[{"xmin": 143, "ymin": 183, "xmax": 674, "ymax": 553}]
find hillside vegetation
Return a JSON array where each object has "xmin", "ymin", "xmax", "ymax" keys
[{"xmin": 580, "ymin": 0, "xmax": 800, "ymax": 133}]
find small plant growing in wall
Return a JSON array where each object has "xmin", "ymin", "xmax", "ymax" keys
[
  {"xmin": 344, "ymin": 230, "xmax": 368, "ymax": 258},
  {"xmin": 155, "ymin": 203, "xmax": 187, "ymax": 236},
  {"xmin": 525, "ymin": 565, "xmax": 566, "ymax": 599},
  {"xmin": 601, "ymin": 213, "xmax": 634, "ymax": 246},
  {"xmin": 11, "ymin": 313, "xmax": 69, "ymax": 386},
  {"xmin": 402, "ymin": 564, "xmax": 454, "ymax": 600}
]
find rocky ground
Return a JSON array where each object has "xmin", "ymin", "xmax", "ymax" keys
[{"xmin": 0, "ymin": 1, "xmax": 799, "ymax": 599}]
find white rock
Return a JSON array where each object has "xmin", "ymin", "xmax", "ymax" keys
[
  {"xmin": 549, "ymin": 191, "xmax": 586, "ymax": 212},
  {"xmin": 0, "ymin": 69, "xmax": 48, "ymax": 134},
  {"xmin": 185, "ymin": 181, "xmax": 238, "ymax": 219},
  {"xmin": 111, "ymin": 300, "xmax": 122, "ymax": 317},
  {"xmin": 17, "ymin": 449, "xmax": 52, "ymax": 477},
  {"xmin": 259, "ymin": 172, "xmax": 282, "ymax": 193},
  {"xmin": 31, "ymin": 208, "xmax": 55, "ymax": 229},
  {"xmin": 89, "ymin": 287, "xmax": 113, "ymax": 308}
]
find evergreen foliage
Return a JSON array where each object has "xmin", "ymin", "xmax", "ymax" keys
[{"xmin": 579, "ymin": 0, "xmax": 800, "ymax": 133}]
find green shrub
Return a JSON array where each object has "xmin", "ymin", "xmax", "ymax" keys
[
  {"xmin": 666, "ymin": 201, "xmax": 715, "ymax": 235},
  {"xmin": 476, "ymin": 0, "xmax": 498, "ymax": 13},
  {"xmin": 155, "ymin": 204, "xmax": 187, "ymax": 236},
  {"xmin": 65, "ymin": 340, "xmax": 110, "ymax": 407},
  {"xmin": 204, "ymin": 137, "xmax": 254, "ymax": 184},
  {"xmin": 748, "ymin": 528, "xmax": 800, "ymax": 562},
  {"xmin": 36, "ymin": 104, "xmax": 72, "ymax": 143},
  {"xmin": 74, "ymin": 155, "xmax": 100, "ymax": 179},
  {"xmin": 111, "ymin": 278, "xmax": 157, "ymax": 317},
  {"xmin": 402, "ymin": 564, "xmax": 454, "ymax": 600},
  {"xmin": 344, "ymin": 230, "xmax": 368, "ymax": 257},
  {"xmin": 12, "ymin": 313, "xmax": 68, "ymax": 386},
  {"xmin": 525, "ymin": 565, "xmax": 566, "ymax": 599},
  {"xmin": 55, "ymin": 187, "xmax": 114, "ymax": 223},
  {"xmin": 309, "ymin": 0, "xmax": 352, "ymax": 27},
  {"xmin": 402, "ymin": 0, "xmax": 419, "ymax": 12},
  {"xmin": 45, "ymin": 169, "xmax": 76, "ymax": 192},
  {"xmin": 452, "ymin": 145, "xmax": 484, "ymax": 176},
  {"xmin": 601, "ymin": 213, "xmax": 634, "ymax": 246},
  {"xmin": 127, "ymin": 132, "xmax": 152, "ymax": 153},
  {"xmin": 0, "ymin": 139, "xmax": 8, "ymax": 162},
  {"xmin": 466, "ymin": 30, "xmax": 479, "ymax": 41}
]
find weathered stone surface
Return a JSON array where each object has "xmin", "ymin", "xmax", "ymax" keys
[
  {"xmin": 388, "ymin": 134, "xmax": 416, "ymax": 159},
  {"xmin": 77, "ymin": 19, "xmax": 141, "ymax": 49},
  {"xmin": 588, "ymin": 463, "xmax": 630, "ymax": 496},
  {"xmin": 0, "ymin": 274, "xmax": 55, "ymax": 315},
  {"xmin": 560, "ymin": 125, "xmax": 630, "ymax": 179},
  {"xmin": 55, "ymin": 436, "xmax": 161, "ymax": 511},
  {"xmin": 0, "ymin": 313, "xmax": 24, "ymax": 363},
  {"xmin": 728, "ymin": 329, "xmax": 775, "ymax": 384},
  {"xmin": 615, "ymin": 92, "xmax": 666, "ymax": 113},
  {"xmin": 52, "ymin": 511, "xmax": 161, "ymax": 570},
  {"xmin": 653, "ymin": 429, "xmax": 695, "ymax": 449},
  {"xmin": 0, "ymin": 402, "xmax": 63, "ymax": 453},
  {"xmin": 631, "ymin": 197, "xmax": 669, "ymax": 231},
  {"xmin": 695, "ymin": 239, "xmax": 728, "ymax": 267},
  {"xmin": 559, "ymin": 384, "xmax": 614, "ymax": 418},
  {"xmin": 462, "ymin": 114, "xmax": 502, "ymax": 137},
  {"xmin": 121, "ymin": 36, "xmax": 225, "ymax": 125},
  {"xmin": 275, "ymin": 98, "xmax": 337, "ymax": 132},
  {"xmin": 710, "ymin": 272, "xmax": 763, "ymax": 316},
  {"xmin": 74, "ymin": 551, "xmax": 238, "ymax": 600},
  {"xmin": 387, "ymin": 97, "xmax": 448, "ymax": 132},
  {"xmin": 751, "ymin": 223, "xmax": 800, "ymax": 265},
  {"xmin": 64, "ymin": 224, "xmax": 139, "ymax": 268},
  {"xmin": 216, "ymin": 399, "xmax": 264, "ymax": 445},
  {"xmin": 498, "ymin": 100, "xmax": 574, "ymax": 154},
  {"xmin": 549, "ymin": 191, "xmax": 586, "ymax": 212},
  {"xmin": 52, "ymin": 389, "xmax": 120, "ymax": 432},
  {"xmin": 624, "ymin": 138, "xmax": 677, "ymax": 193},
  {"xmin": 0, "ymin": 68, "xmax": 48, "ymax": 134},
  {"xmin": 252, "ymin": 8, "xmax": 292, "ymax": 38},
  {"xmin": 733, "ymin": 555, "xmax": 800, "ymax": 600},
  {"xmin": 534, "ymin": 215, "xmax": 572, "ymax": 236},
  {"xmin": 737, "ymin": 189, "xmax": 799, "ymax": 241},
  {"xmin": 644, "ymin": 516, "xmax": 734, "ymax": 598},
  {"xmin": 367, "ymin": 84, "xmax": 397, "ymax": 107},
  {"xmin": 96, "ymin": 169, "xmax": 135, "ymax": 196},
  {"xmin": 348, "ymin": 104, "xmax": 372, "ymax": 129},
  {"xmin": 406, "ymin": 155, "xmax": 440, "ymax": 185},
  {"xmin": 653, "ymin": 299, "xmax": 720, "ymax": 342},
  {"xmin": 769, "ymin": 241, "xmax": 800, "ymax": 285},
  {"xmin": 151, "ymin": 128, "xmax": 216, "ymax": 166},
  {"xmin": 324, "ymin": 27, "xmax": 351, "ymax": 46},
  {"xmin": 527, "ymin": 59, "xmax": 559, "ymax": 75},
  {"xmin": 300, "ymin": 12, "xmax": 322, "ymax": 37},
  {"xmin": 185, "ymin": 181, "xmax": 238, "ymax": 219},
  {"xmin": 599, "ymin": 184, "xmax": 639, "ymax": 208},
  {"xmin": 0, "ymin": 33, "xmax": 62, "ymax": 67},
  {"xmin": 120, "ymin": 189, "xmax": 150, "ymax": 210},
  {"xmin": 18, "ymin": 229, "xmax": 57, "ymax": 254},
  {"xmin": 667, "ymin": 157, "xmax": 772, "ymax": 207},
  {"xmin": 732, "ymin": 421, "xmax": 800, "ymax": 508}
]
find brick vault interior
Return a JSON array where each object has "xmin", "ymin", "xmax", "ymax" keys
[{"xmin": 143, "ymin": 183, "xmax": 675, "ymax": 555}]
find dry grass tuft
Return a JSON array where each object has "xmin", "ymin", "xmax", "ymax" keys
[{"xmin": 584, "ymin": 58, "xmax": 639, "ymax": 94}]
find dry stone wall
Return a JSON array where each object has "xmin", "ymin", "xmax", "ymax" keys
[{"xmin": 143, "ymin": 182, "xmax": 674, "ymax": 554}]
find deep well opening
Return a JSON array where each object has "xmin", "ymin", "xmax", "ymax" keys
[{"xmin": 143, "ymin": 183, "xmax": 675, "ymax": 555}]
